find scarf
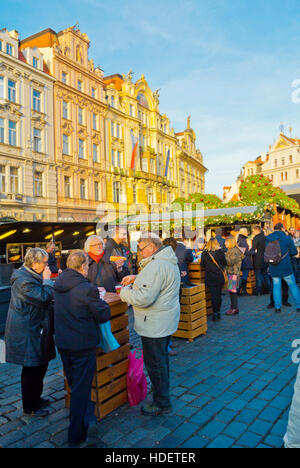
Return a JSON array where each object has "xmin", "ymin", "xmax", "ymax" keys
[{"xmin": 89, "ymin": 252, "xmax": 104, "ymax": 264}]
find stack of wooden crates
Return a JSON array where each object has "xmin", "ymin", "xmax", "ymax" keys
[
  {"xmin": 65, "ymin": 292, "xmax": 130, "ymax": 420},
  {"xmin": 245, "ymin": 271, "xmax": 256, "ymax": 295},
  {"xmin": 188, "ymin": 261, "xmax": 213, "ymax": 316},
  {"xmin": 173, "ymin": 284, "xmax": 208, "ymax": 343}
]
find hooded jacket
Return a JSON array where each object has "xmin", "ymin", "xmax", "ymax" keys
[
  {"xmin": 266, "ymin": 230, "xmax": 297, "ymax": 278},
  {"xmin": 54, "ymin": 268, "xmax": 111, "ymax": 355},
  {"xmin": 120, "ymin": 246, "xmax": 181, "ymax": 338},
  {"xmin": 5, "ymin": 266, "xmax": 54, "ymax": 366}
]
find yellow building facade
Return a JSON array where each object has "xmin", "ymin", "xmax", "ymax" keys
[
  {"xmin": 20, "ymin": 26, "xmax": 107, "ymax": 223},
  {"xmin": 103, "ymin": 72, "xmax": 207, "ymax": 216}
]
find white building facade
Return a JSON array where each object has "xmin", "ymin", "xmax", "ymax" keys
[{"xmin": 0, "ymin": 29, "xmax": 56, "ymax": 222}]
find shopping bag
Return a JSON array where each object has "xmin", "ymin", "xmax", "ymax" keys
[
  {"xmin": 0, "ymin": 339, "xmax": 6, "ymax": 363},
  {"xmin": 227, "ymin": 274, "xmax": 239, "ymax": 293},
  {"xmin": 98, "ymin": 321, "xmax": 120, "ymax": 353},
  {"xmin": 127, "ymin": 350, "xmax": 147, "ymax": 407}
]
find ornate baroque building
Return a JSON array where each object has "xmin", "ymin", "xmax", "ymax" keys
[
  {"xmin": 0, "ymin": 28, "xmax": 56, "ymax": 222},
  {"xmin": 20, "ymin": 26, "xmax": 107, "ymax": 222},
  {"xmin": 224, "ymin": 132, "xmax": 300, "ymax": 203},
  {"xmin": 176, "ymin": 117, "xmax": 206, "ymax": 199},
  {"xmin": 103, "ymin": 72, "xmax": 207, "ymax": 216}
]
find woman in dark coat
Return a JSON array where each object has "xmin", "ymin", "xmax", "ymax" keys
[
  {"xmin": 237, "ymin": 228, "xmax": 253, "ymax": 295},
  {"xmin": 5, "ymin": 248, "xmax": 55, "ymax": 417},
  {"xmin": 85, "ymin": 235, "xmax": 129, "ymax": 292},
  {"xmin": 201, "ymin": 238, "xmax": 227, "ymax": 321}
]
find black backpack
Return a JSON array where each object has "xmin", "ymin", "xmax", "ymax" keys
[{"xmin": 264, "ymin": 240, "xmax": 287, "ymax": 265}]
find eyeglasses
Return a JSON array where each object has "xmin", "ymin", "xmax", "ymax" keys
[
  {"xmin": 138, "ymin": 243, "xmax": 151, "ymax": 253},
  {"xmin": 90, "ymin": 243, "xmax": 103, "ymax": 248}
]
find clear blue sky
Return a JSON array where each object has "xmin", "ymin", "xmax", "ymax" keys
[{"xmin": 3, "ymin": 0, "xmax": 300, "ymax": 196}]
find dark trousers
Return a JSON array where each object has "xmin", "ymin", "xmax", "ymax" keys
[
  {"xmin": 270, "ymin": 278, "xmax": 289, "ymax": 305},
  {"xmin": 208, "ymin": 284, "xmax": 223, "ymax": 315},
  {"xmin": 254, "ymin": 268, "xmax": 271, "ymax": 294},
  {"xmin": 141, "ymin": 336, "xmax": 171, "ymax": 409},
  {"xmin": 60, "ymin": 352, "xmax": 97, "ymax": 444},
  {"xmin": 21, "ymin": 364, "xmax": 48, "ymax": 412},
  {"xmin": 229, "ymin": 292, "xmax": 238, "ymax": 310}
]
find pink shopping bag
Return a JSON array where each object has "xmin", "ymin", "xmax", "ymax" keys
[{"xmin": 127, "ymin": 350, "xmax": 147, "ymax": 407}]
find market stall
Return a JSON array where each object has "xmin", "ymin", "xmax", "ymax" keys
[{"xmin": 64, "ymin": 292, "xmax": 130, "ymax": 420}]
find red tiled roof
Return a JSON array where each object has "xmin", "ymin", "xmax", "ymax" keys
[{"xmin": 18, "ymin": 50, "xmax": 27, "ymax": 63}]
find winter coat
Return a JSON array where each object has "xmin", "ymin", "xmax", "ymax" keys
[
  {"xmin": 225, "ymin": 247, "xmax": 244, "ymax": 276},
  {"xmin": 266, "ymin": 230, "xmax": 297, "ymax": 278},
  {"xmin": 47, "ymin": 252, "xmax": 59, "ymax": 274},
  {"xmin": 120, "ymin": 246, "xmax": 181, "ymax": 338},
  {"xmin": 175, "ymin": 243, "xmax": 194, "ymax": 284},
  {"xmin": 87, "ymin": 254, "xmax": 129, "ymax": 293},
  {"xmin": 5, "ymin": 266, "xmax": 54, "ymax": 367},
  {"xmin": 200, "ymin": 249, "xmax": 227, "ymax": 287},
  {"xmin": 248, "ymin": 232, "xmax": 266, "ymax": 271},
  {"xmin": 54, "ymin": 268, "xmax": 111, "ymax": 355},
  {"xmin": 103, "ymin": 238, "xmax": 134, "ymax": 274},
  {"xmin": 237, "ymin": 235, "xmax": 253, "ymax": 270}
]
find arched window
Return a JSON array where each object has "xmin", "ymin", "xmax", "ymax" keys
[{"xmin": 137, "ymin": 93, "xmax": 149, "ymax": 109}]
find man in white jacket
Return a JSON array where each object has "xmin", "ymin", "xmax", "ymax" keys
[{"xmin": 120, "ymin": 232, "xmax": 181, "ymax": 416}]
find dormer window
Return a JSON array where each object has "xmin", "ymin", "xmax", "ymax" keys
[
  {"xmin": 111, "ymin": 96, "xmax": 115, "ymax": 108},
  {"xmin": 33, "ymin": 57, "xmax": 39, "ymax": 69},
  {"xmin": 6, "ymin": 43, "xmax": 13, "ymax": 56}
]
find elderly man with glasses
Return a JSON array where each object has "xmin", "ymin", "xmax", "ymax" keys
[{"xmin": 120, "ymin": 232, "xmax": 181, "ymax": 416}]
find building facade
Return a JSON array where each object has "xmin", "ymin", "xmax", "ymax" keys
[
  {"xmin": 103, "ymin": 72, "xmax": 207, "ymax": 216},
  {"xmin": 0, "ymin": 28, "xmax": 56, "ymax": 222},
  {"xmin": 20, "ymin": 26, "xmax": 107, "ymax": 223},
  {"xmin": 224, "ymin": 133, "xmax": 300, "ymax": 203},
  {"xmin": 176, "ymin": 117, "xmax": 206, "ymax": 199}
]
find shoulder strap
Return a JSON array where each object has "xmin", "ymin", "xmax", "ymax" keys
[{"xmin": 207, "ymin": 252, "xmax": 224, "ymax": 273}]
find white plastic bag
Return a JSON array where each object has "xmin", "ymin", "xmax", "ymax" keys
[{"xmin": 0, "ymin": 339, "xmax": 6, "ymax": 363}]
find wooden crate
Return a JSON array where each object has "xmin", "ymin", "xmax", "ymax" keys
[
  {"xmin": 240, "ymin": 271, "xmax": 256, "ymax": 294},
  {"xmin": 174, "ymin": 284, "xmax": 208, "ymax": 342},
  {"xmin": 64, "ymin": 293, "xmax": 130, "ymax": 421}
]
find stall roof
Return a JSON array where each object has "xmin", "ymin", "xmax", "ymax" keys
[
  {"xmin": 0, "ymin": 221, "xmax": 101, "ymax": 251},
  {"xmin": 122, "ymin": 205, "xmax": 260, "ymax": 225}
]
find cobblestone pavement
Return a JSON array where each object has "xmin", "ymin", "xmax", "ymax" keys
[{"xmin": 0, "ymin": 293, "xmax": 299, "ymax": 448}]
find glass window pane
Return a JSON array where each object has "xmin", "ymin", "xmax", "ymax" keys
[
  {"xmin": 0, "ymin": 118, "xmax": 4, "ymax": 143},
  {"xmin": 0, "ymin": 165, "xmax": 5, "ymax": 192},
  {"xmin": 8, "ymin": 121, "xmax": 16, "ymax": 146},
  {"xmin": 10, "ymin": 167, "xmax": 18, "ymax": 193},
  {"xmin": 8, "ymin": 80, "xmax": 16, "ymax": 102},
  {"xmin": 33, "ymin": 128, "xmax": 41, "ymax": 152},
  {"xmin": 0, "ymin": 76, "xmax": 3, "ymax": 98},
  {"xmin": 63, "ymin": 134, "xmax": 69, "ymax": 155},
  {"xmin": 33, "ymin": 90, "xmax": 41, "ymax": 111}
]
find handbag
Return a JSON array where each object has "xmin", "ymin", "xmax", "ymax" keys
[
  {"xmin": 127, "ymin": 350, "xmax": 147, "ymax": 407},
  {"xmin": 98, "ymin": 321, "xmax": 120, "ymax": 353},
  {"xmin": 208, "ymin": 252, "xmax": 229, "ymax": 288},
  {"xmin": 227, "ymin": 274, "xmax": 239, "ymax": 293}
]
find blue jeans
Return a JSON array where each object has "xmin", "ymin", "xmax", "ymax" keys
[
  {"xmin": 60, "ymin": 352, "xmax": 97, "ymax": 444},
  {"xmin": 272, "ymin": 275, "xmax": 300, "ymax": 310},
  {"xmin": 141, "ymin": 336, "xmax": 171, "ymax": 409}
]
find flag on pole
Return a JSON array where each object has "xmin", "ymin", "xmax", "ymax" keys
[
  {"xmin": 164, "ymin": 149, "xmax": 170, "ymax": 178},
  {"xmin": 130, "ymin": 130, "xmax": 138, "ymax": 170}
]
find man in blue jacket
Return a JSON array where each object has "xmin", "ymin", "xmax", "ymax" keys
[
  {"xmin": 54, "ymin": 250, "xmax": 111, "ymax": 447},
  {"xmin": 266, "ymin": 223, "xmax": 300, "ymax": 313}
]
